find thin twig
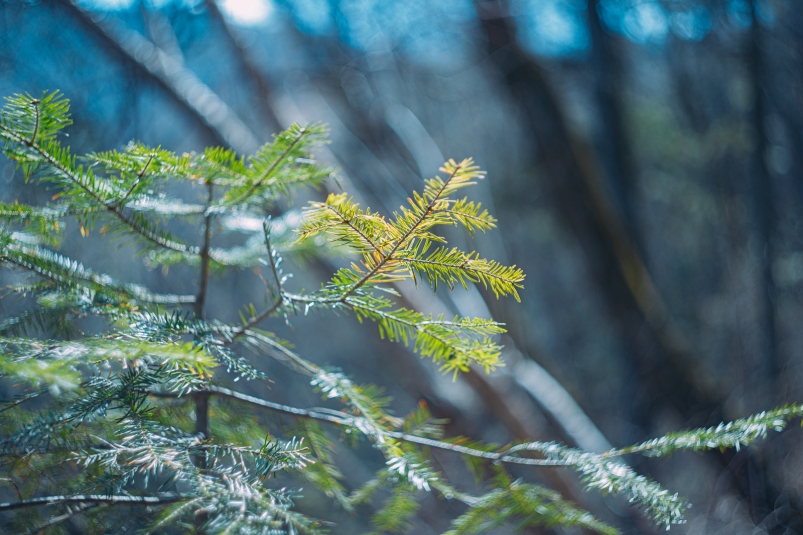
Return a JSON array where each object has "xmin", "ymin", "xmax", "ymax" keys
[
  {"xmin": 228, "ymin": 221, "xmax": 284, "ymax": 339},
  {"xmin": 0, "ymin": 390, "xmax": 45, "ymax": 414},
  {"xmin": 146, "ymin": 385, "xmax": 565, "ymax": 467},
  {"xmin": 195, "ymin": 181, "xmax": 215, "ymax": 319},
  {"xmin": 0, "ymin": 493, "xmax": 182, "ymax": 512},
  {"xmin": 28, "ymin": 98, "xmax": 40, "ymax": 146},
  {"xmin": 21, "ymin": 503, "xmax": 100, "ymax": 535}
]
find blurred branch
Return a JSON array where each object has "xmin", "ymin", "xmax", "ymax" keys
[
  {"xmin": 205, "ymin": 0, "xmax": 283, "ymax": 134},
  {"xmin": 61, "ymin": 0, "xmax": 260, "ymax": 154},
  {"xmin": 473, "ymin": 0, "xmax": 721, "ymax": 418},
  {"xmin": 747, "ymin": 0, "xmax": 779, "ymax": 388},
  {"xmin": 586, "ymin": 0, "xmax": 640, "ymax": 235}
]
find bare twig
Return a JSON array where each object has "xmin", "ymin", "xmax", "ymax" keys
[
  {"xmin": 229, "ymin": 221, "xmax": 284, "ymax": 338},
  {"xmin": 0, "ymin": 493, "xmax": 182, "ymax": 512},
  {"xmin": 0, "ymin": 390, "xmax": 45, "ymax": 414},
  {"xmin": 195, "ymin": 181, "xmax": 215, "ymax": 319},
  {"xmin": 147, "ymin": 385, "xmax": 565, "ymax": 467},
  {"xmin": 21, "ymin": 503, "xmax": 99, "ymax": 535}
]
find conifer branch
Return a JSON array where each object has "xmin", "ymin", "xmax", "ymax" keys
[
  {"xmin": 0, "ymin": 390, "xmax": 45, "ymax": 413},
  {"xmin": 0, "ymin": 239, "xmax": 196, "ymax": 304},
  {"xmin": 221, "ymin": 125, "xmax": 310, "ymax": 207},
  {"xmin": 342, "ymin": 160, "xmax": 462, "ymax": 298},
  {"xmin": 607, "ymin": 404, "xmax": 803, "ymax": 458},
  {"xmin": 0, "ymin": 123, "xmax": 196, "ymax": 255}
]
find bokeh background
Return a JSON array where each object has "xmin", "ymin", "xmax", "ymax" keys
[{"xmin": 2, "ymin": 0, "xmax": 803, "ymax": 533}]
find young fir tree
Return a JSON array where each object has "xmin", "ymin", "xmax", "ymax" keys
[{"xmin": 0, "ymin": 90, "xmax": 800, "ymax": 534}]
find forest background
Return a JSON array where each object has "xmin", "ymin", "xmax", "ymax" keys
[{"xmin": 1, "ymin": 0, "xmax": 803, "ymax": 533}]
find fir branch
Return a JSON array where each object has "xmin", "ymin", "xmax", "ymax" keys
[
  {"xmin": 397, "ymin": 245, "xmax": 524, "ymax": 301},
  {"xmin": 505, "ymin": 442, "xmax": 688, "ymax": 528},
  {"xmin": 0, "ymin": 303, "xmax": 75, "ymax": 339},
  {"xmin": 341, "ymin": 159, "xmax": 467, "ymax": 297},
  {"xmin": 0, "ymin": 337, "xmax": 216, "ymax": 392},
  {"xmin": 293, "ymin": 158, "xmax": 522, "ymax": 375},
  {"xmin": 370, "ymin": 486, "xmax": 420, "ymax": 534},
  {"xmin": 218, "ymin": 122, "xmax": 331, "ymax": 207},
  {"xmin": 609, "ymin": 404, "xmax": 803, "ymax": 458},
  {"xmin": 298, "ymin": 193, "xmax": 390, "ymax": 253},
  {"xmin": 0, "ymin": 390, "xmax": 46, "ymax": 414},
  {"xmin": 1, "ymin": 91, "xmax": 72, "ymax": 145},
  {"xmin": 0, "ymin": 238, "xmax": 195, "ymax": 304}
]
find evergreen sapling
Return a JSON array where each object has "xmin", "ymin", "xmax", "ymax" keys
[{"xmin": 0, "ymin": 91, "xmax": 800, "ymax": 534}]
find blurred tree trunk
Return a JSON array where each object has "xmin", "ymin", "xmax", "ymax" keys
[
  {"xmin": 747, "ymin": 0, "xmax": 778, "ymax": 394},
  {"xmin": 472, "ymin": 0, "xmax": 719, "ymax": 427},
  {"xmin": 586, "ymin": 0, "xmax": 640, "ymax": 244}
]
